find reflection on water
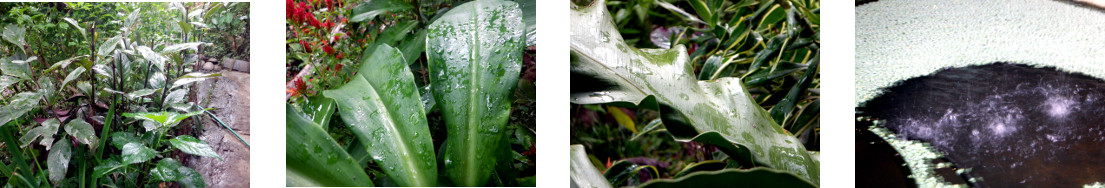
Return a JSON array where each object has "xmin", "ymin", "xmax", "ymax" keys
[{"xmin": 859, "ymin": 63, "xmax": 1105, "ymax": 187}]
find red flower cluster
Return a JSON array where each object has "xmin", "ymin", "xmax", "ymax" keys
[
  {"xmin": 322, "ymin": 44, "xmax": 334, "ymax": 55},
  {"xmin": 288, "ymin": 0, "xmax": 313, "ymax": 25}
]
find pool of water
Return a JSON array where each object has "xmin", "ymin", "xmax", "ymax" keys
[{"xmin": 858, "ymin": 63, "xmax": 1105, "ymax": 187}]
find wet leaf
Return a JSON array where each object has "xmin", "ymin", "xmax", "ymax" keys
[
  {"xmin": 163, "ymin": 89, "xmax": 189, "ymax": 107},
  {"xmin": 350, "ymin": 0, "xmax": 412, "ymax": 22},
  {"xmin": 638, "ymin": 168, "xmax": 816, "ymax": 188},
  {"xmin": 150, "ymin": 158, "xmax": 206, "ymax": 188},
  {"xmin": 302, "ymin": 95, "xmax": 336, "ymax": 129},
  {"xmin": 20, "ymin": 118, "xmax": 60, "ymax": 149},
  {"xmin": 110, "ymin": 132, "xmax": 140, "ymax": 150},
  {"xmin": 137, "ymin": 46, "xmax": 167, "ymax": 71},
  {"xmin": 172, "ymin": 72, "xmax": 221, "ymax": 89},
  {"xmin": 64, "ymin": 118, "xmax": 99, "ymax": 149},
  {"xmin": 425, "ymin": 0, "xmax": 524, "ymax": 185},
  {"xmin": 673, "ymin": 160, "xmax": 727, "ymax": 178},
  {"xmin": 98, "ymin": 36, "xmax": 122, "ymax": 57},
  {"xmin": 285, "ymin": 105, "xmax": 373, "ymax": 187},
  {"xmin": 61, "ymin": 66, "xmax": 86, "ymax": 89},
  {"xmin": 121, "ymin": 142, "xmax": 156, "ymax": 164},
  {"xmin": 570, "ymin": 145, "xmax": 612, "ymax": 188},
  {"xmin": 1, "ymin": 56, "xmax": 32, "ymax": 79},
  {"xmin": 169, "ymin": 135, "xmax": 221, "ymax": 160},
  {"xmin": 92, "ymin": 159, "xmax": 125, "ymax": 178},
  {"xmin": 127, "ymin": 88, "xmax": 160, "ymax": 100},
  {"xmin": 768, "ymin": 53, "xmax": 818, "ymax": 124},
  {"xmin": 323, "ymin": 45, "xmax": 436, "ymax": 186},
  {"xmin": 122, "ymin": 110, "xmax": 204, "ymax": 132},
  {"xmin": 48, "ymin": 138, "xmax": 72, "ymax": 187},
  {"xmin": 604, "ymin": 160, "xmax": 659, "ymax": 186},
  {"xmin": 0, "ymin": 91, "xmax": 41, "ymax": 127},
  {"xmin": 570, "ymin": 1, "xmax": 818, "ymax": 183},
  {"xmin": 2, "ymin": 25, "xmax": 26, "ymax": 51},
  {"xmin": 161, "ymin": 42, "xmax": 207, "ymax": 54}
]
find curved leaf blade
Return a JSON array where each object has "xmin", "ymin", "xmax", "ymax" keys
[
  {"xmin": 150, "ymin": 158, "xmax": 206, "ymax": 188},
  {"xmin": 285, "ymin": 105, "xmax": 373, "ymax": 187},
  {"xmin": 62, "ymin": 17, "xmax": 86, "ymax": 39},
  {"xmin": 64, "ymin": 118, "xmax": 99, "ymax": 149},
  {"xmin": 350, "ymin": 0, "xmax": 412, "ymax": 22},
  {"xmin": 121, "ymin": 142, "xmax": 156, "ymax": 164},
  {"xmin": 170, "ymin": 135, "xmax": 222, "ymax": 160},
  {"xmin": 0, "ymin": 91, "xmax": 42, "ymax": 127},
  {"xmin": 570, "ymin": 145, "xmax": 612, "ymax": 188},
  {"xmin": 172, "ymin": 72, "xmax": 221, "ymax": 89},
  {"xmin": 324, "ymin": 45, "xmax": 436, "ymax": 186},
  {"xmin": 20, "ymin": 118, "xmax": 60, "ymax": 149},
  {"xmin": 98, "ymin": 36, "xmax": 122, "ymax": 57},
  {"xmin": 569, "ymin": 0, "xmax": 819, "ymax": 183},
  {"xmin": 425, "ymin": 0, "xmax": 525, "ymax": 185},
  {"xmin": 638, "ymin": 168, "xmax": 816, "ymax": 188},
  {"xmin": 2, "ymin": 25, "xmax": 26, "ymax": 48}
]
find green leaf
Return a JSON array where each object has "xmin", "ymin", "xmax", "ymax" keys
[
  {"xmin": 171, "ymin": 72, "xmax": 221, "ymax": 89},
  {"xmin": 323, "ymin": 45, "xmax": 436, "ymax": 186},
  {"xmin": 163, "ymin": 89, "xmax": 189, "ymax": 108},
  {"xmin": 688, "ymin": 0, "xmax": 724, "ymax": 28},
  {"xmin": 92, "ymin": 159, "xmax": 125, "ymax": 178},
  {"xmin": 0, "ymin": 75, "xmax": 20, "ymax": 92},
  {"xmin": 110, "ymin": 132, "xmax": 140, "ymax": 150},
  {"xmin": 170, "ymin": 135, "xmax": 222, "ymax": 160},
  {"xmin": 2, "ymin": 25, "xmax": 26, "ymax": 50},
  {"xmin": 44, "ymin": 55, "xmax": 88, "ymax": 74},
  {"xmin": 570, "ymin": 1, "xmax": 819, "ymax": 183},
  {"xmin": 349, "ymin": 0, "xmax": 413, "ymax": 22},
  {"xmin": 303, "ymin": 95, "xmax": 336, "ymax": 129},
  {"xmin": 603, "ymin": 160, "xmax": 659, "ymax": 187},
  {"xmin": 64, "ymin": 118, "xmax": 99, "ymax": 149},
  {"xmin": 570, "ymin": 145, "xmax": 612, "ymax": 188},
  {"xmin": 137, "ymin": 46, "xmax": 167, "ymax": 71},
  {"xmin": 756, "ymin": 4, "xmax": 786, "ymax": 30},
  {"xmin": 361, "ymin": 21, "xmax": 418, "ymax": 63},
  {"xmin": 397, "ymin": 29, "xmax": 428, "ymax": 64},
  {"xmin": 98, "ymin": 36, "xmax": 122, "ymax": 57},
  {"xmin": 161, "ymin": 42, "xmax": 207, "ymax": 54},
  {"xmin": 120, "ymin": 142, "xmax": 156, "ymax": 164},
  {"xmin": 790, "ymin": 99, "xmax": 819, "ymax": 134},
  {"xmin": 0, "ymin": 91, "xmax": 40, "ymax": 127},
  {"xmin": 639, "ymin": 168, "xmax": 816, "ymax": 188},
  {"xmin": 62, "ymin": 17, "xmax": 86, "ymax": 39},
  {"xmin": 122, "ymin": 110, "xmax": 205, "ymax": 132},
  {"xmin": 285, "ymin": 105, "xmax": 373, "ymax": 187},
  {"xmin": 48, "ymin": 138, "xmax": 72, "ymax": 187},
  {"xmin": 768, "ymin": 53, "xmax": 818, "ymax": 124},
  {"xmin": 126, "ymin": 88, "xmax": 160, "ymax": 100},
  {"xmin": 673, "ymin": 160, "xmax": 727, "ymax": 178},
  {"xmin": 61, "ymin": 66, "xmax": 86, "ymax": 89},
  {"xmin": 517, "ymin": 0, "xmax": 536, "ymax": 46},
  {"xmin": 20, "ymin": 118, "xmax": 61, "ymax": 149},
  {"xmin": 425, "ymin": 0, "xmax": 524, "ymax": 185},
  {"xmin": 1, "ymin": 56, "xmax": 32, "ymax": 79},
  {"xmin": 150, "ymin": 158, "xmax": 206, "ymax": 188}
]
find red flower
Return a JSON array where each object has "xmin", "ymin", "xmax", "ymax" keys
[
  {"xmin": 326, "ymin": 0, "xmax": 333, "ymax": 11},
  {"xmin": 323, "ymin": 44, "xmax": 334, "ymax": 55},
  {"xmin": 307, "ymin": 13, "xmax": 322, "ymax": 28},
  {"xmin": 335, "ymin": 63, "xmax": 343, "ymax": 71},
  {"xmin": 336, "ymin": 53, "xmax": 343, "ymax": 59},
  {"xmin": 286, "ymin": 0, "xmax": 295, "ymax": 19},
  {"xmin": 299, "ymin": 40, "xmax": 312, "ymax": 53}
]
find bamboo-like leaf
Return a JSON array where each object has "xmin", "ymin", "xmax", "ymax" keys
[
  {"xmin": 64, "ymin": 118, "xmax": 99, "ymax": 149},
  {"xmin": 121, "ymin": 142, "xmax": 156, "ymax": 164},
  {"xmin": 169, "ymin": 135, "xmax": 222, "ymax": 160},
  {"xmin": 426, "ymin": 0, "xmax": 524, "ymax": 185},
  {"xmin": 285, "ymin": 105, "xmax": 373, "ymax": 187},
  {"xmin": 768, "ymin": 53, "xmax": 818, "ymax": 124},
  {"xmin": 570, "ymin": 145, "xmax": 612, "ymax": 188},
  {"xmin": 570, "ymin": 0, "xmax": 818, "ymax": 183},
  {"xmin": 349, "ymin": 0, "xmax": 413, "ymax": 22},
  {"xmin": 638, "ymin": 168, "xmax": 816, "ymax": 188},
  {"xmin": 44, "ymin": 55, "xmax": 88, "ymax": 74},
  {"xmin": 61, "ymin": 66, "xmax": 85, "ymax": 89},
  {"xmin": 48, "ymin": 137, "xmax": 72, "ymax": 187},
  {"xmin": 20, "ymin": 118, "xmax": 61, "ymax": 149},
  {"xmin": 98, "ymin": 36, "xmax": 122, "ymax": 57},
  {"xmin": 324, "ymin": 44, "xmax": 436, "ymax": 186}
]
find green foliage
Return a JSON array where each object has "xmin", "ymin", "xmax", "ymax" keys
[{"xmin": 0, "ymin": 2, "xmax": 238, "ymax": 187}]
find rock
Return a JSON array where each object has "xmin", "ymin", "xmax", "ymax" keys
[
  {"xmin": 188, "ymin": 70, "xmax": 250, "ymax": 187},
  {"xmin": 202, "ymin": 62, "xmax": 219, "ymax": 71},
  {"xmin": 220, "ymin": 58, "xmax": 250, "ymax": 73}
]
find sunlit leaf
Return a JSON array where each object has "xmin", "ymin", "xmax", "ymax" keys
[
  {"xmin": 122, "ymin": 110, "xmax": 205, "ymax": 132},
  {"xmin": 98, "ymin": 36, "xmax": 123, "ymax": 57},
  {"xmin": 65, "ymin": 118, "xmax": 99, "ymax": 149},
  {"xmin": 170, "ymin": 135, "xmax": 221, "ymax": 160},
  {"xmin": 171, "ymin": 72, "xmax": 221, "ymax": 89},
  {"xmin": 425, "ymin": 0, "xmax": 525, "ymax": 185}
]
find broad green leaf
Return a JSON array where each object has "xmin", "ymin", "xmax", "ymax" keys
[
  {"xmin": 323, "ymin": 45, "xmax": 436, "ymax": 186},
  {"xmin": 285, "ymin": 105, "xmax": 373, "ymax": 187},
  {"xmin": 2, "ymin": 25, "xmax": 26, "ymax": 50},
  {"xmin": 121, "ymin": 142, "xmax": 156, "ymax": 164},
  {"xmin": 570, "ymin": 145, "xmax": 612, "ymax": 188},
  {"xmin": 149, "ymin": 72, "xmax": 166, "ymax": 88},
  {"xmin": 1, "ymin": 56, "xmax": 32, "ymax": 79},
  {"xmin": 172, "ymin": 72, "xmax": 221, "ymax": 89},
  {"xmin": 92, "ymin": 64, "xmax": 113, "ymax": 78},
  {"xmin": 137, "ymin": 46, "xmax": 167, "ymax": 70},
  {"xmin": 426, "ymin": 0, "xmax": 524, "ymax": 185},
  {"xmin": 0, "ymin": 91, "xmax": 40, "ymax": 127},
  {"xmin": 123, "ymin": 110, "xmax": 205, "ymax": 132},
  {"xmin": 98, "ymin": 36, "xmax": 122, "ymax": 57},
  {"xmin": 161, "ymin": 42, "xmax": 207, "ymax": 54},
  {"xmin": 127, "ymin": 88, "xmax": 160, "ymax": 100},
  {"xmin": 361, "ymin": 21, "xmax": 418, "ymax": 63},
  {"xmin": 0, "ymin": 75, "xmax": 20, "ymax": 91},
  {"xmin": 638, "ymin": 168, "xmax": 816, "ymax": 188},
  {"xmin": 20, "ymin": 118, "xmax": 61, "ymax": 149},
  {"xmin": 517, "ymin": 0, "xmax": 536, "ymax": 46},
  {"xmin": 64, "ymin": 118, "xmax": 98, "ymax": 149},
  {"xmin": 756, "ymin": 4, "xmax": 786, "ymax": 30},
  {"xmin": 61, "ymin": 66, "xmax": 86, "ymax": 89},
  {"xmin": 44, "ymin": 55, "xmax": 88, "ymax": 74},
  {"xmin": 570, "ymin": 1, "xmax": 818, "ymax": 183},
  {"xmin": 62, "ymin": 17, "xmax": 86, "ymax": 39},
  {"xmin": 110, "ymin": 132, "xmax": 141, "ymax": 150},
  {"xmin": 397, "ymin": 29, "xmax": 427, "ymax": 64},
  {"xmin": 164, "ymin": 89, "xmax": 189, "ymax": 107},
  {"xmin": 48, "ymin": 138, "xmax": 72, "ymax": 187},
  {"xmin": 349, "ymin": 0, "xmax": 413, "ymax": 22},
  {"xmin": 150, "ymin": 158, "xmax": 206, "ymax": 188},
  {"xmin": 93, "ymin": 159, "xmax": 125, "ymax": 178},
  {"xmin": 303, "ymin": 95, "xmax": 336, "ymax": 129},
  {"xmin": 170, "ymin": 135, "xmax": 222, "ymax": 160}
]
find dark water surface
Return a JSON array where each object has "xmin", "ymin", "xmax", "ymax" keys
[{"xmin": 859, "ymin": 63, "xmax": 1105, "ymax": 187}]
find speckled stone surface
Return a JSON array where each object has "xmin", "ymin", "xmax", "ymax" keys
[{"xmin": 855, "ymin": 0, "xmax": 1105, "ymax": 105}]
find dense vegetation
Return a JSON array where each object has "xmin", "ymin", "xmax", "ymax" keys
[{"xmin": 0, "ymin": 2, "xmax": 248, "ymax": 187}]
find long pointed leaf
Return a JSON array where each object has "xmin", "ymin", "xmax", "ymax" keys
[
  {"xmin": 570, "ymin": 0, "xmax": 818, "ymax": 183},
  {"xmin": 285, "ymin": 105, "xmax": 373, "ymax": 187},
  {"xmin": 426, "ymin": 0, "xmax": 525, "ymax": 185},
  {"xmin": 324, "ymin": 44, "xmax": 436, "ymax": 186},
  {"xmin": 64, "ymin": 118, "xmax": 99, "ymax": 149},
  {"xmin": 169, "ymin": 135, "xmax": 222, "ymax": 160},
  {"xmin": 0, "ymin": 91, "xmax": 42, "ymax": 127},
  {"xmin": 638, "ymin": 168, "xmax": 816, "ymax": 188},
  {"xmin": 570, "ymin": 145, "xmax": 612, "ymax": 188},
  {"xmin": 349, "ymin": 0, "xmax": 412, "ymax": 22},
  {"xmin": 48, "ymin": 138, "xmax": 72, "ymax": 187}
]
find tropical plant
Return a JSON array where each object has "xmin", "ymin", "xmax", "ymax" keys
[
  {"xmin": 285, "ymin": 0, "xmax": 537, "ymax": 186},
  {"xmin": 569, "ymin": 0, "xmax": 819, "ymax": 186},
  {"xmin": 0, "ymin": 2, "xmax": 245, "ymax": 187}
]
